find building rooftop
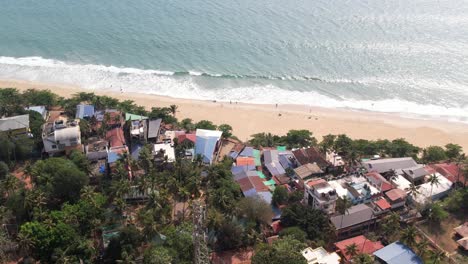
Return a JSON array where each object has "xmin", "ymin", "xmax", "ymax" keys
[
  {"xmin": 301, "ymin": 247, "xmax": 341, "ymax": 264},
  {"xmin": 25, "ymin": 106, "xmax": 47, "ymax": 119},
  {"xmin": 385, "ymin": 188, "xmax": 407, "ymax": 202},
  {"xmin": 153, "ymin": 143, "xmax": 176, "ymax": 162},
  {"xmin": 0, "ymin": 114, "xmax": 29, "ymax": 132},
  {"xmin": 365, "ymin": 172, "xmax": 393, "ymax": 192},
  {"xmin": 294, "ymin": 163, "xmax": 323, "ymax": 180},
  {"xmin": 178, "ymin": 133, "xmax": 196, "ymax": 144},
  {"xmin": 362, "ymin": 157, "xmax": 417, "ymax": 174},
  {"xmin": 292, "ymin": 147, "xmax": 329, "ymax": 168},
  {"xmin": 125, "ymin": 113, "xmax": 148, "ymax": 121},
  {"xmin": 402, "ymin": 165, "xmax": 430, "ymax": 180},
  {"xmin": 430, "ymin": 163, "xmax": 465, "ymax": 185},
  {"xmin": 373, "ymin": 241, "xmax": 423, "ymax": 264},
  {"xmin": 147, "ymin": 119, "xmax": 162, "ymax": 139},
  {"xmin": 374, "ymin": 197, "xmax": 392, "ymax": 211},
  {"xmin": 390, "ymin": 174, "xmax": 412, "ymax": 191},
  {"xmin": 106, "ymin": 127, "xmax": 126, "ymax": 148},
  {"xmin": 334, "ymin": 235, "xmax": 384, "ymax": 261},
  {"xmin": 330, "ymin": 204, "xmax": 375, "ymax": 230},
  {"xmin": 411, "ymin": 173, "xmax": 452, "ymax": 204},
  {"xmin": 236, "ymin": 157, "xmax": 256, "ymax": 167},
  {"xmin": 195, "ymin": 129, "xmax": 222, "ymax": 164},
  {"xmin": 454, "ymin": 222, "xmax": 468, "ymax": 238},
  {"xmin": 76, "ymin": 104, "xmax": 95, "ymax": 119}
]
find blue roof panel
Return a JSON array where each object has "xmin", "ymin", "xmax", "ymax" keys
[{"xmin": 373, "ymin": 242, "xmax": 423, "ymax": 264}]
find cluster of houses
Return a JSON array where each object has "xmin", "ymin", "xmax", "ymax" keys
[
  {"xmin": 217, "ymin": 142, "xmax": 464, "ymax": 263},
  {"xmin": 1, "ymin": 104, "xmax": 466, "ymax": 264},
  {"xmin": 26, "ymin": 104, "xmax": 226, "ymax": 180}
]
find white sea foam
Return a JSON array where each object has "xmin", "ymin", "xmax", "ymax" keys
[{"xmin": 0, "ymin": 56, "xmax": 467, "ymax": 123}]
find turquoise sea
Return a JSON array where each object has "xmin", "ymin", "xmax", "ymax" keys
[{"xmin": 0, "ymin": 0, "xmax": 467, "ymax": 121}]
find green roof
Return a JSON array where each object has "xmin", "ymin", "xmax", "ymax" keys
[
  {"xmin": 253, "ymin": 149, "xmax": 261, "ymax": 166},
  {"xmin": 264, "ymin": 179, "xmax": 276, "ymax": 186},
  {"xmin": 277, "ymin": 146, "xmax": 287, "ymax": 151},
  {"xmin": 257, "ymin": 171, "xmax": 266, "ymax": 179},
  {"xmin": 125, "ymin": 113, "xmax": 148, "ymax": 121}
]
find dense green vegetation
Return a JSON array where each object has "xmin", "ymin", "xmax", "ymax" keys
[{"xmin": 0, "ymin": 88, "xmax": 467, "ymax": 263}]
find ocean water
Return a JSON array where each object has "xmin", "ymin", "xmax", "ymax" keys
[{"xmin": 0, "ymin": 0, "xmax": 468, "ymax": 121}]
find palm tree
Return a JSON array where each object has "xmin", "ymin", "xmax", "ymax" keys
[
  {"xmin": 336, "ymin": 196, "xmax": 352, "ymax": 230},
  {"xmin": 428, "ymin": 174, "xmax": 440, "ymax": 203},
  {"xmin": 408, "ymin": 183, "xmax": 421, "ymax": 202},
  {"xmin": 354, "ymin": 253, "xmax": 373, "ymax": 264},
  {"xmin": 429, "ymin": 250, "xmax": 446, "ymax": 264},
  {"xmin": 1, "ymin": 175, "xmax": 20, "ymax": 198},
  {"xmin": 169, "ymin": 104, "xmax": 178, "ymax": 117},
  {"xmin": 415, "ymin": 238, "xmax": 429, "ymax": 259},
  {"xmin": 17, "ymin": 232, "xmax": 35, "ymax": 257},
  {"xmin": 345, "ymin": 243, "xmax": 359, "ymax": 260},
  {"xmin": 400, "ymin": 225, "xmax": 417, "ymax": 248}
]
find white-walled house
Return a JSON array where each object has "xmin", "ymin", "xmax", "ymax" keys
[{"xmin": 42, "ymin": 117, "xmax": 82, "ymax": 155}]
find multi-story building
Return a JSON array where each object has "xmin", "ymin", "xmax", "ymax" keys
[
  {"xmin": 42, "ymin": 116, "xmax": 82, "ymax": 156},
  {"xmin": 304, "ymin": 178, "xmax": 337, "ymax": 214}
]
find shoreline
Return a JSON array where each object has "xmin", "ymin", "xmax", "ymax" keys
[{"xmin": 1, "ymin": 78, "xmax": 468, "ymax": 151}]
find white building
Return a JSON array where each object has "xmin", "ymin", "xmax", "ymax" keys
[
  {"xmin": 42, "ymin": 117, "xmax": 82, "ymax": 155},
  {"xmin": 326, "ymin": 151, "xmax": 344, "ymax": 167},
  {"xmin": 304, "ymin": 179, "xmax": 337, "ymax": 214},
  {"xmin": 195, "ymin": 129, "xmax": 222, "ymax": 164},
  {"xmin": 301, "ymin": 247, "xmax": 341, "ymax": 264},
  {"xmin": 154, "ymin": 143, "xmax": 176, "ymax": 163},
  {"xmin": 411, "ymin": 173, "xmax": 453, "ymax": 205}
]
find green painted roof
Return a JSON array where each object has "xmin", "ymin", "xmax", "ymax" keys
[
  {"xmin": 257, "ymin": 171, "xmax": 266, "ymax": 179},
  {"xmin": 277, "ymin": 146, "xmax": 287, "ymax": 151},
  {"xmin": 125, "ymin": 113, "xmax": 148, "ymax": 121},
  {"xmin": 253, "ymin": 149, "xmax": 261, "ymax": 166},
  {"xmin": 264, "ymin": 179, "xmax": 276, "ymax": 186}
]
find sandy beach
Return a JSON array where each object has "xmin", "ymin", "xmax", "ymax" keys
[{"xmin": 1, "ymin": 79, "xmax": 468, "ymax": 151}]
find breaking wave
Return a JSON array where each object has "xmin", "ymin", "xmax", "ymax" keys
[{"xmin": 0, "ymin": 56, "xmax": 467, "ymax": 123}]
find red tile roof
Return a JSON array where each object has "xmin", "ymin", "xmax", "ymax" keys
[
  {"xmin": 292, "ymin": 147, "xmax": 329, "ymax": 168},
  {"xmin": 106, "ymin": 127, "xmax": 126, "ymax": 148},
  {"xmin": 385, "ymin": 188, "xmax": 407, "ymax": 202},
  {"xmin": 178, "ymin": 133, "xmax": 196, "ymax": 144},
  {"xmin": 307, "ymin": 178, "xmax": 327, "ymax": 187},
  {"xmin": 366, "ymin": 172, "xmax": 393, "ymax": 192},
  {"xmin": 375, "ymin": 198, "xmax": 391, "ymax": 210},
  {"xmin": 430, "ymin": 163, "xmax": 465, "ymax": 185},
  {"xmin": 334, "ymin": 235, "xmax": 384, "ymax": 261},
  {"xmin": 237, "ymin": 177, "xmax": 254, "ymax": 192},
  {"xmin": 249, "ymin": 176, "xmax": 269, "ymax": 192},
  {"xmin": 271, "ymin": 220, "xmax": 283, "ymax": 234},
  {"xmin": 105, "ymin": 112, "xmax": 123, "ymax": 126},
  {"xmin": 237, "ymin": 157, "xmax": 255, "ymax": 166}
]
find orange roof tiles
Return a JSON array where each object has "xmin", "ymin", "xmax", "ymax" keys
[
  {"xmin": 307, "ymin": 178, "xmax": 326, "ymax": 187},
  {"xmin": 236, "ymin": 157, "xmax": 255, "ymax": 166},
  {"xmin": 385, "ymin": 188, "xmax": 407, "ymax": 202},
  {"xmin": 106, "ymin": 127, "xmax": 126, "ymax": 148},
  {"xmin": 335, "ymin": 235, "xmax": 384, "ymax": 261},
  {"xmin": 375, "ymin": 198, "xmax": 391, "ymax": 210}
]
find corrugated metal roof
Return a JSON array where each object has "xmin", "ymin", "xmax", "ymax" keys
[
  {"xmin": 147, "ymin": 119, "xmax": 162, "ymax": 139},
  {"xmin": 125, "ymin": 113, "xmax": 148, "ymax": 121},
  {"xmin": 373, "ymin": 242, "xmax": 423, "ymax": 264},
  {"xmin": 330, "ymin": 204, "xmax": 375, "ymax": 230},
  {"xmin": 76, "ymin": 104, "xmax": 95, "ymax": 119},
  {"xmin": 362, "ymin": 158, "xmax": 417, "ymax": 173},
  {"xmin": 195, "ymin": 129, "xmax": 222, "ymax": 164},
  {"xmin": 0, "ymin": 114, "xmax": 29, "ymax": 132}
]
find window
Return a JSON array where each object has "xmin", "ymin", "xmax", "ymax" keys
[{"xmin": 51, "ymin": 145, "xmax": 57, "ymax": 149}]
